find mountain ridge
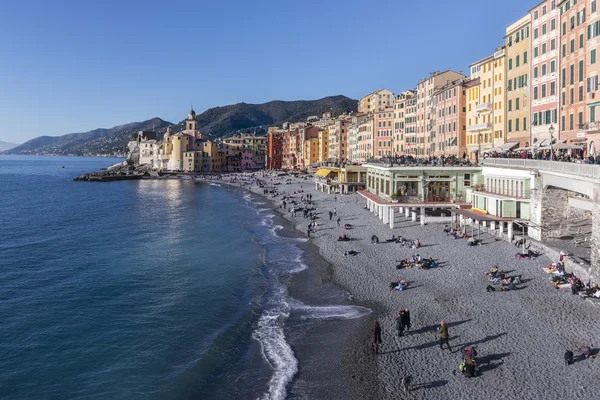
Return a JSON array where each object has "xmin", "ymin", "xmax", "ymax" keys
[{"xmin": 6, "ymin": 95, "xmax": 358, "ymax": 156}]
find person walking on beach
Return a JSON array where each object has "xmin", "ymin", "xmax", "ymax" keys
[
  {"xmin": 395, "ymin": 312, "xmax": 404, "ymax": 337},
  {"xmin": 337, "ymin": 217, "xmax": 341, "ymax": 227},
  {"xmin": 333, "ymin": 208, "xmax": 337, "ymax": 217},
  {"xmin": 373, "ymin": 320, "xmax": 383, "ymax": 354},
  {"xmin": 334, "ymin": 195, "xmax": 337, "ymax": 202},
  {"xmin": 306, "ymin": 224, "xmax": 311, "ymax": 238},
  {"xmin": 329, "ymin": 210, "xmax": 333, "ymax": 220},
  {"xmin": 437, "ymin": 321, "xmax": 451, "ymax": 351},
  {"xmin": 401, "ymin": 308, "xmax": 411, "ymax": 334}
]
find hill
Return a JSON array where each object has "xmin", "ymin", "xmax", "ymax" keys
[
  {"xmin": 195, "ymin": 95, "xmax": 357, "ymax": 137},
  {"xmin": 6, "ymin": 95, "xmax": 357, "ymax": 156},
  {"xmin": 0, "ymin": 141, "xmax": 19, "ymax": 152}
]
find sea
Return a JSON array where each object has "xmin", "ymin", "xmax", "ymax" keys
[{"xmin": 0, "ymin": 156, "xmax": 370, "ymax": 400}]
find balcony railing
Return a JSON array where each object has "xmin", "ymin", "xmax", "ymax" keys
[
  {"xmin": 581, "ymin": 121, "xmax": 600, "ymax": 132},
  {"xmin": 476, "ymin": 102, "xmax": 493, "ymax": 113},
  {"xmin": 467, "ymin": 123, "xmax": 493, "ymax": 132},
  {"xmin": 480, "ymin": 158, "xmax": 600, "ymax": 180}
]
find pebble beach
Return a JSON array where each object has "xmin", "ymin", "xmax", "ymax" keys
[{"xmin": 221, "ymin": 172, "xmax": 600, "ymax": 400}]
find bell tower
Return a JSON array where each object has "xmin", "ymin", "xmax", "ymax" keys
[{"xmin": 186, "ymin": 106, "xmax": 198, "ymax": 135}]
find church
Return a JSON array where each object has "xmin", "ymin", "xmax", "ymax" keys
[{"xmin": 129, "ymin": 108, "xmax": 223, "ymax": 172}]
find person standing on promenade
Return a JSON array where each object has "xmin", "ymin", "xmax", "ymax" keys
[
  {"xmin": 401, "ymin": 308, "xmax": 411, "ymax": 334},
  {"xmin": 373, "ymin": 320, "xmax": 383, "ymax": 354},
  {"xmin": 437, "ymin": 321, "xmax": 451, "ymax": 351}
]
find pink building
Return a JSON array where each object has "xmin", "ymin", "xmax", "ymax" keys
[
  {"xmin": 433, "ymin": 79, "xmax": 467, "ymax": 157},
  {"xmin": 373, "ymin": 108, "xmax": 394, "ymax": 157},
  {"xmin": 530, "ymin": 0, "xmax": 560, "ymax": 145},
  {"xmin": 241, "ymin": 149, "xmax": 257, "ymax": 170}
]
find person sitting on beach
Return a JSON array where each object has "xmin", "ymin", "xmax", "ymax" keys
[
  {"xmin": 371, "ymin": 235, "xmax": 380, "ymax": 244},
  {"xmin": 386, "ymin": 235, "xmax": 397, "ymax": 242},
  {"xmin": 344, "ymin": 250, "xmax": 358, "ymax": 256},
  {"xmin": 343, "ymin": 223, "xmax": 352, "ymax": 229},
  {"xmin": 415, "ymin": 239, "xmax": 421, "ymax": 248},
  {"xmin": 338, "ymin": 234, "xmax": 349, "ymax": 242}
]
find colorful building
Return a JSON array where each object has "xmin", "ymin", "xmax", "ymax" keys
[
  {"xmin": 358, "ymin": 89, "xmax": 394, "ymax": 113},
  {"xmin": 356, "ymin": 114, "xmax": 373, "ymax": 162},
  {"xmin": 432, "ymin": 78, "xmax": 468, "ymax": 157},
  {"xmin": 416, "ymin": 70, "xmax": 465, "ymax": 156},
  {"xmin": 267, "ymin": 128, "xmax": 285, "ymax": 169},
  {"xmin": 393, "ymin": 91, "xmax": 415, "ymax": 155},
  {"xmin": 373, "ymin": 108, "xmax": 394, "ymax": 158},
  {"xmin": 584, "ymin": 1, "xmax": 600, "ymax": 152},
  {"xmin": 318, "ymin": 129, "xmax": 329, "ymax": 163},
  {"xmin": 404, "ymin": 95, "xmax": 418, "ymax": 155},
  {"xmin": 327, "ymin": 118, "xmax": 351, "ymax": 162},
  {"xmin": 530, "ymin": 0, "xmax": 561, "ymax": 146},
  {"xmin": 505, "ymin": 14, "xmax": 532, "ymax": 147}
]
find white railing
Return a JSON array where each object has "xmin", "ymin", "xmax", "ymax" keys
[
  {"xmin": 476, "ymin": 102, "xmax": 493, "ymax": 112},
  {"xmin": 467, "ymin": 123, "xmax": 493, "ymax": 132},
  {"xmin": 480, "ymin": 158, "xmax": 600, "ymax": 180}
]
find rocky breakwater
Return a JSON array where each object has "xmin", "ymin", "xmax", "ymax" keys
[{"xmin": 74, "ymin": 160, "xmax": 152, "ymax": 182}]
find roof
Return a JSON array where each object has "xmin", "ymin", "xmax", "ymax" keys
[{"xmin": 451, "ymin": 208, "xmax": 515, "ymax": 222}]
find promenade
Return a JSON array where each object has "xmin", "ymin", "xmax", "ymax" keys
[{"xmin": 236, "ymin": 172, "xmax": 600, "ymax": 400}]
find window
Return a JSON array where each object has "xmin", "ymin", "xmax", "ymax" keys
[
  {"xmin": 516, "ymin": 118, "xmax": 520, "ymax": 131},
  {"xmin": 593, "ymin": 50, "xmax": 598, "ymax": 65},
  {"xmin": 508, "ymin": 120, "xmax": 512, "ymax": 132},
  {"xmin": 542, "ymin": 64, "xmax": 547, "ymax": 76},
  {"xmin": 579, "ymin": 60, "xmax": 584, "ymax": 82},
  {"xmin": 579, "ymin": 112, "xmax": 583, "ymax": 127},
  {"xmin": 551, "ymin": 39, "xmax": 556, "ymax": 50},
  {"xmin": 570, "ymin": 64, "xmax": 574, "ymax": 84},
  {"xmin": 524, "ymin": 117, "xmax": 527, "ymax": 130},
  {"xmin": 508, "ymin": 80, "xmax": 512, "ymax": 91},
  {"xmin": 570, "ymin": 88, "xmax": 574, "ymax": 104},
  {"xmin": 542, "ymin": 24, "xmax": 547, "ymax": 35},
  {"xmin": 464, "ymin": 174, "xmax": 471, "ymax": 187},
  {"xmin": 551, "ymin": 19, "xmax": 556, "ymax": 31},
  {"xmin": 570, "ymin": 114, "xmax": 574, "ymax": 130},
  {"xmin": 508, "ymin": 99, "xmax": 512, "ymax": 111},
  {"xmin": 524, "ymin": 51, "xmax": 528, "ymax": 64},
  {"xmin": 534, "ymin": 86, "xmax": 539, "ymax": 100},
  {"xmin": 542, "ymin": 84, "xmax": 547, "ymax": 98},
  {"xmin": 534, "ymin": 47, "xmax": 539, "ymax": 58},
  {"xmin": 550, "ymin": 60, "xmax": 556, "ymax": 73},
  {"xmin": 509, "ymin": 59, "xmax": 513, "ymax": 70},
  {"xmin": 593, "ymin": 0, "xmax": 597, "ymax": 13},
  {"xmin": 579, "ymin": 85, "xmax": 584, "ymax": 101},
  {"xmin": 534, "ymin": 66, "xmax": 539, "ymax": 78},
  {"xmin": 562, "ymin": 22, "xmax": 567, "ymax": 36},
  {"xmin": 534, "ymin": 10, "xmax": 539, "ymax": 19},
  {"xmin": 562, "ymin": 91, "xmax": 566, "ymax": 106},
  {"xmin": 551, "ymin": 81, "xmax": 556, "ymax": 96},
  {"xmin": 580, "ymin": 33, "xmax": 584, "ymax": 49},
  {"xmin": 570, "ymin": 39, "xmax": 575, "ymax": 53},
  {"xmin": 562, "ymin": 68, "xmax": 566, "ymax": 88},
  {"xmin": 591, "ymin": 106, "xmax": 596, "ymax": 124},
  {"xmin": 542, "ymin": 43, "xmax": 547, "ymax": 54},
  {"xmin": 516, "ymin": 55, "xmax": 520, "ymax": 67},
  {"xmin": 562, "ymin": 43, "xmax": 566, "ymax": 58},
  {"xmin": 543, "ymin": 5, "xmax": 547, "ymax": 14},
  {"xmin": 516, "ymin": 98, "xmax": 520, "ymax": 110},
  {"xmin": 534, "ymin": 28, "xmax": 539, "ymax": 39},
  {"xmin": 562, "ymin": 115, "xmax": 566, "ymax": 131}
]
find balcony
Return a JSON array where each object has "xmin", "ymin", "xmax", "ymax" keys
[
  {"xmin": 475, "ymin": 102, "xmax": 493, "ymax": 113},
  {"xmin": 581, "ymin": 122, "xmax": 600, "ymax": 133},
  {"xmin": 467, "ymin": 123, "xmax": 493, "ymax": 132}
]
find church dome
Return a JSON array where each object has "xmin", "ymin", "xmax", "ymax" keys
[{"xmin": 188, "ymin": 107, "xmax": 196, "ymax": 120}]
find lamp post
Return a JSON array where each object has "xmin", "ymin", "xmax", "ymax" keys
[{"xmin": 549, "ymin": 124, "xmax": 555, "ymax": 161}]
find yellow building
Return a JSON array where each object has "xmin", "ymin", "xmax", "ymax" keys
[
  {"xmin": 505, "ymin": 15, "xmax": 532, "ymax": 148},
  {"xmin": 358, "ymin": 89, "xmax": 394, "ymax": 113},
  {"xmin": 318, "ymin": 129, "xmax": 329, "ymax": 163},
  {"xmin": 393, "ymin": 91, "xmax": 415, "ymax": 155},
  {"xmin": 465, "ymin": 75, "xmax": 485, "ymax": 158},
  {"xmin": 304, "ymin": 138, "xmax": 319, "ymax": 168}
]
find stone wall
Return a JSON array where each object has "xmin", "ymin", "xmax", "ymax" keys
[{"xmin": 540, "ymin": 186, "xmax": 570, "ymax": 240}]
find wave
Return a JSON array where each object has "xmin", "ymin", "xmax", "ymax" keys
[
  {"xmin": 290, "ymin": 301, "xmax": 371, "ymax": 320},
  {"xmin": 209, "ymin": 183, "xmax": 221, "ymax": 187},
  {"xmin": 254, "ymin": 290, "xmax": 298, "ymax": 400}
]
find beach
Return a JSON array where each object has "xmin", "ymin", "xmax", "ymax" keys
[{"xmin": 223, "ymin": 172, "xmax": 600, "ymax": 400}]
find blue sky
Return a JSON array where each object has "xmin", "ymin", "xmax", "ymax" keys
[{"xmin": 0, "ymin": 0, "xmax": 533, "ymax": 143}]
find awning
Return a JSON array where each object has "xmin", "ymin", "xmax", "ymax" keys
[
  {"xmin": 315, "ymin": 168, "xmax": 339, "ymax": 177},
  {"xmin": 498, "ymin": 141, "xmax": 520, "ymax": 151},
  {"xmin": 533, "ymin": 139, "xmax": 547, "ymax": 147},
  {"xmin": 587, "ymin": 101, "xmax": 600, "ymax": 108},
  {"xmin": 451, "ymin": 208, "xmax": 514, "ymax": 222},
  {"xmin": 571, "ymin": 138, "xmax": 588, "ymax": 142}
]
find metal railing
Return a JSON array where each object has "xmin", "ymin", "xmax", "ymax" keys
[{"xmin": 480, "ymin": 158, "xmax": 600, "ymax": 180}]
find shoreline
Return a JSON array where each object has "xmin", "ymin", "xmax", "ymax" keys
[
  {"xmin": 225, "ymin": 176, "xmax": 382, "ymax": 399},
  {"xmin": 218, "ymin": 172, "xmax": 600, "ymax": 400}
]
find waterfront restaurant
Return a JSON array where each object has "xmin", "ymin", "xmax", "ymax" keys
[{"xmin": 359, "ymin": 162, "xmax": 483, "ymax": 228}]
